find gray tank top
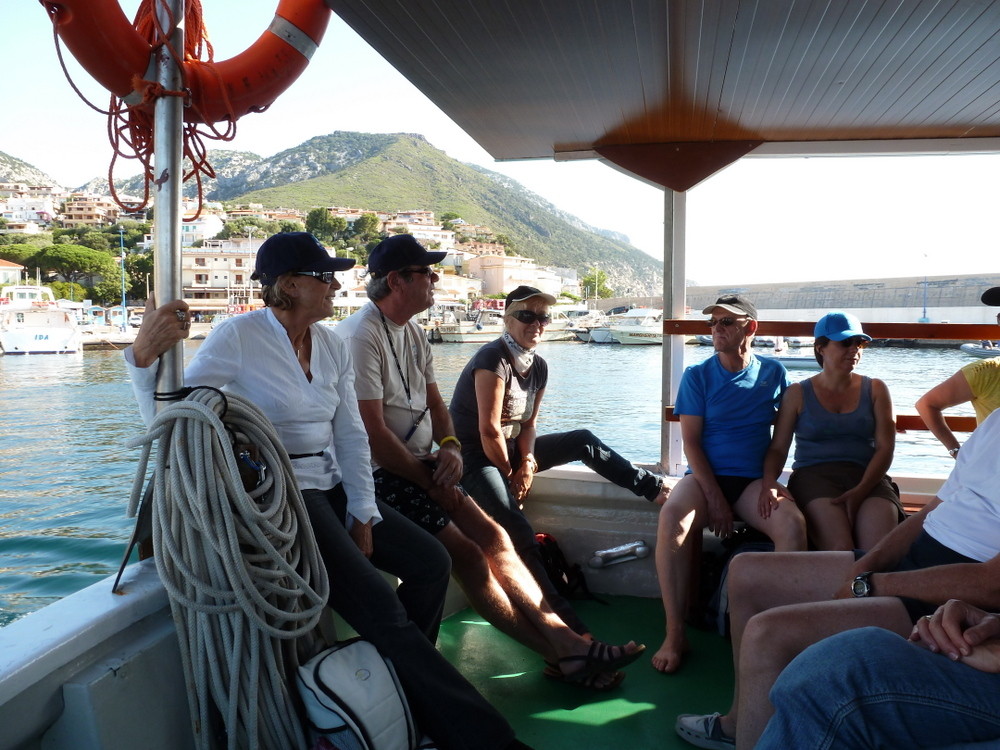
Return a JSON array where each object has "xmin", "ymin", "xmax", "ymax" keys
[{"xmin": 792, "ymin": 376, "xmax": 876, "ymax": 469}]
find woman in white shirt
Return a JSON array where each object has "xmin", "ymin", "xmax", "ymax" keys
[{"xmin": 127, "ymin": 232, "xmax": 528, "ymax": 750}]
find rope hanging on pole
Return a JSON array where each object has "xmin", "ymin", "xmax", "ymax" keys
[{"xmin": 127, "ymin": 388, "xmax": 330, "ymax": 750}]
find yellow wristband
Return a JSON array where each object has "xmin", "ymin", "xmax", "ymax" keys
[{"xmin": 439, "ymin": 435, "xmax": 462, "ymax": 451}]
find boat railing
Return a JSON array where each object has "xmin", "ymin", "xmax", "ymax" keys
[{"xmin": 664, "ymin": 319, "xmax": 1000, "ymax": 341}]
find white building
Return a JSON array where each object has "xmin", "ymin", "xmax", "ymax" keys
[
  {"xmin": 467, "ymin": 254, "xmax": 561, "ymax": 298},
  {"xmin": 0, "ymin": 259, "xmax": 23, "ymax": 287},
  {"xmin": 1, "ymin": 195, "xmax": 58, "ymax": 225}
]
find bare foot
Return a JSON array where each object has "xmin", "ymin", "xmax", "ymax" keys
[{"xmin": 651, "ymin": 636, "xmax": 689, "ymax": 673}]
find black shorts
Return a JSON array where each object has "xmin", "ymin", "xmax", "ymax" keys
[
  {"xmin": 714, "ymin": 475, "xmax": 758, "ymax": 505},
  {"xmin": 372, "ymin": 463, "xmax": 452, "ymax": 534},
  {"xmin": 892, "ymin": 530, "xmax": 978, "ymax": 622}
]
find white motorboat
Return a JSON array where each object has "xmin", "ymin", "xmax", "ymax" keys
[
  {"xmin": 609, "ymin": 308, "xmax": 664, "ymax": 345},
  {"xmin": 757, "ymin": 353, "xmax": 821, "ymax": 371},
  {"xmin": 436, "ymin": 309, "xmax": 577, "ymax": 343},
  {"xmin": 960, "ymin": 342, "xmax": 1000, "ymax": 359},
  {"xmin": 0, "ymin": 286, "xmax": 82, "ymax": 355}
]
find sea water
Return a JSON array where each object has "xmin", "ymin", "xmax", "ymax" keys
[{"xmin": 0, "ymin": 340, "xmax": 974, "ymax": 625}]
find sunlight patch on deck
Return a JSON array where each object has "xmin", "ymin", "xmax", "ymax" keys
[{"xmin": 531, "ymin": 698, "xmax": 658, "ymax": 725}]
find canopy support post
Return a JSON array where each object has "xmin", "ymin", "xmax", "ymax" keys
[{"xmin": 661, "ymin": 189, "xmax": 686, "ymax": 475}]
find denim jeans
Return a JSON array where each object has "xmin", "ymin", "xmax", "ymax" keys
[
  {"xmin": 461, "ymin": 429, "xmax": 662, "ymax": 636},
  {"xmin": 758, "ymin": 627, "xmax": 1000, "ymax": 750}
]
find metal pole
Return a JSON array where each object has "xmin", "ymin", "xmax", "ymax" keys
[
  {"xmin": 152, "ymin": 0, "xmax": 186, "ymax": 399},
  {"xmin": 119, "ymin": 226, "xmax": 127, "ymax": 332},
  {"xmin": 661, "ymin": 189, "xmax": 686, "ymax": 476}
]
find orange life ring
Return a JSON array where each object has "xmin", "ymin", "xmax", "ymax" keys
[{"xmin": 41, "ymin": 0, "xmax": 331, "ymax": 125}]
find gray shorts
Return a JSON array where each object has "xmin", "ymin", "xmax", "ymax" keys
[{"xmin": 789, "ymin": 461, "xmax": 903, "ymax": 520}]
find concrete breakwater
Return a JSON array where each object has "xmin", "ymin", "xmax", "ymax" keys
[{"xmin": 602, "ymin": 272, "xmax": 1000, "ymax": 327}]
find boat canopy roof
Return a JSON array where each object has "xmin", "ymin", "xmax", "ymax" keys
[{"xmin": 331, "ymin": 0, "xmax": 1000, "ymax": 190}]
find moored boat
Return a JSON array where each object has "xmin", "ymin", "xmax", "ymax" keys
[
  {"xmin": 609, "ymin": 308, "xmax": 664, "ymax": 345},
  {"xmin": 757, "ymin": 353, "xmax": 821, "ymax": 370},
  {"xmin": 436, "ymin": 309, "xmax": 577, "ymax": 343},
  {"xmin": 960, "ymin": 342, "xmax": 1000, "ymax": 359},
  {"xmin": 0, "ymin": 286, "xmax": 82, "ymax": 355}
]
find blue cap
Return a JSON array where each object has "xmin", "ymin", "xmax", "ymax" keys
[
  {"xmin": 367, "ymin": 235, "xmax": 447, "ymax": 277},
  {"xmin": 814, "ymin": 311, "xmax": 871, "ymax": 341},
  {"xmin": 251, "ymin": 232, "xmax": 354, "ymax": 285}
]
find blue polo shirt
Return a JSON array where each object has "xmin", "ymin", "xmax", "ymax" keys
[{"xmin": 674, "ymin": 354, "xmax": 789, "ymax": 477}]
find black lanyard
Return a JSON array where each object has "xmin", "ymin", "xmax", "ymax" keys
[
  {"xmin": 377, "ymin": 308, "xmax": 429, "ymax": 441},
  {"xmin": 378, "ymin": 307, "xmax": 412, "ymax": 405}
]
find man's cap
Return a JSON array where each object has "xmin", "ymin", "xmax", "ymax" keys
[
  {"xmin": 504, "ymin": 285, "xmax": 557, "ymax": 308},
  {"xmin": 702, "ymin": 294, "xmax": 757, "ymax": 320},
  {"xmin": 814, "ymin": 311, "xmax": 872, "ymax": 342},
  {"xmin": 367, "ymin": 234, "xmax": 447, "ymax": 277},
  {"xmin": 250, "ymin": 232, "xmax": 354, "ymax": 285},
  {"xmin": 982, "ymin": 287, "xmax": 1000, "ymax": 306}
]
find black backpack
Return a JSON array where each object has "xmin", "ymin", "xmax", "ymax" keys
[{"xmin": 534, "ymin": 532, "xmax": 601, "ymax": 602}]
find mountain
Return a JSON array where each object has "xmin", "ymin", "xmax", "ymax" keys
[
  {"xmin": 223, "ymin": 133, "xmax": 662, "ymax": 294},
  {"xmin": 12, "ymin": 132, "xmax": 662, "ymax": 294},
  {"xmin": 0, "ymin": 152, "xmax": 61, "ymax": 187}
]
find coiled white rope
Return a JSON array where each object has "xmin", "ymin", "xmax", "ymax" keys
[{"xmin": 127, "ymin": 388, "xmax": 330, "ymax": 750}]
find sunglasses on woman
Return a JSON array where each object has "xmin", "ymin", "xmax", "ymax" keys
[
  {"xmin": 511, "ymin": 310, "xmax": 552, "ymax": 326},
  {"xmin": 834, "ymin": 336, "xmax": 869, "ymax": 348},
  {"xmin": 294, "ymin": 271, "xmax": 336, "ymax": 283}
]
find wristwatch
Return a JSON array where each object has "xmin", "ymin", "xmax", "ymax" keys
[
  {"xmin": 851, "ymin": 571, "xmax": 874, "ymax": 598},
  {"xmin": 948, "ymin": 446, "xmax": 960, "ymax": 458}
]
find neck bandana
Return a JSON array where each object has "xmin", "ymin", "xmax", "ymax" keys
[{"xmin": 502, "ymin": 330, "xmax": 535, "ymax": 375}]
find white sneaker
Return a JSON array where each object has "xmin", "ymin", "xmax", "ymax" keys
[{"xmin": 675, "ymin": 713, "xmax": 735, "ymax": 750}]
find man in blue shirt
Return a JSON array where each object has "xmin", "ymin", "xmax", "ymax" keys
[{"xmin": 652, "ymin": 294, "xmax": 806, "ymax": 674}]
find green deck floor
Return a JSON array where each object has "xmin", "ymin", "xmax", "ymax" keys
[{"xmin": 437, "ymin": 596, "xmax": 734, "ymax": 750}]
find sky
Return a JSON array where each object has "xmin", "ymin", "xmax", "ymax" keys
[{"xmin": 4, "ymin": 2, "xmax": 999, "ymax": 286}]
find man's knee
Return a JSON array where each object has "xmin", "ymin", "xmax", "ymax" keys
[{"xmin": 766, "ymin": 504, "xmax": 807, "ymax": 548}]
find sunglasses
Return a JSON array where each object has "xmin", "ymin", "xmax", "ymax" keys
[
  {"xmin": 834, "ymin": 336, "xmax": 869, "ymax": 348},
  {"xmin": 400, "ymin": 266, "xmax": 435, "ymax": 276},
  {"xmin": 706, "ymin": 316, "xmax": 748, "ymax": 328},
  {"xmin": 511, "ymin": 310, "xmax": 552, "ymax": 326},
  {"xmin": 294, "ymin": 271, "xmax": 336, "ymax": 283}
]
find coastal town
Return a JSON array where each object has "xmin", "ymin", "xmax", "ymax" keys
[{"xmin": 0, "ymin": 181, "xmax": 593, "ymax": 324}]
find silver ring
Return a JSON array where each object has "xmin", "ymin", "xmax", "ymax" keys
[
  {"xmin": 924, "ymin": 615, "xmax": 933, "ymax": 621},
  {"xmin": 175, "ymin": 310, "xmax": 187, "ymax": 322}
]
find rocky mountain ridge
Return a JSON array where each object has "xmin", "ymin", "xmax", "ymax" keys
[{"xmin": 1, "ymin": 132, "xmax": 662, "ymax": 294}]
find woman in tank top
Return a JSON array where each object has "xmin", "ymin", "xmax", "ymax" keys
[{"xmin": 757, "ymin": 311, "xmax": 902, "ymax": 550}]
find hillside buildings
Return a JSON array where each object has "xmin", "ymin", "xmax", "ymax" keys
[{"xmin": 2, "ymin": 185, "xmax": 585, "ymax": 312}]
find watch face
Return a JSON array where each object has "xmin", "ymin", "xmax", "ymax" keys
[{"xmin": 852, "ymin": 578, "xmax": 868, "ymax": 597}]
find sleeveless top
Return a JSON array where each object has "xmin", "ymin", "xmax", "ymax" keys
[{"xmin": 792, "ymin": 376, "xmax": 876, "ymax": 469}]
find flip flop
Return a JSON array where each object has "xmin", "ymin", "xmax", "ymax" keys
[
  {"xmin": 543, "ymin": 662, "xmax": 626, "ymax": 691},
  {"xmin": 556, "ymin": 640, "xmax": 646, "ymax": 683}
]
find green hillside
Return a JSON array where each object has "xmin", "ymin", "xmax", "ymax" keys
[{"xmin": 231, "ymin": 134, "xmax": 661, "ymax": 293}]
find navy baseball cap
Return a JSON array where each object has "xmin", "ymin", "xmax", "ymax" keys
[
  {"xmin": 504, "ymin": 285, "xmax": 556, "ymax": 308},
  {"xmin": 250, "ymin": 232, "xmax": 354, "ymax": 285},
  {"xmin": 367, "ymin": 235, "xmax": 446, "ymax": 277}
]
